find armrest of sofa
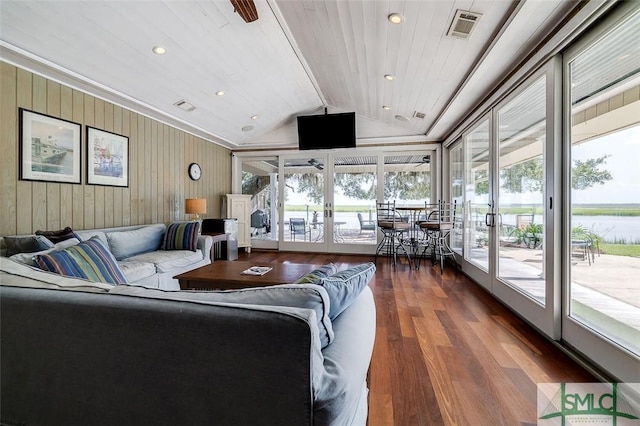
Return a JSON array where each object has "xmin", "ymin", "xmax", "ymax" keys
[
  {"xmin": 314, "ymin": 286, "xmax": 376, "ymax": 425},
  {"xmin": 197, "ymin": 235, "xmax": 213, "ymax": 261}
]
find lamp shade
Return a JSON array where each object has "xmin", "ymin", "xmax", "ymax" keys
[{"xmin": 185, "ymin": 198, "xmax": 207, "ymax": 215}]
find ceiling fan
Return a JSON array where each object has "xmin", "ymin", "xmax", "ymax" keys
[
  {"xmin": 308, "ymin": 159, "xmax": 324, "ymax": 170},
  {"xmin": 414, "ymin": 155, "xmax": 431, "ymax": 167},
  {"xmin": 230, "ymin": 0, "xmax": 258, "ymax": 23}
]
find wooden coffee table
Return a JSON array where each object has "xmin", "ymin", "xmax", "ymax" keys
[{"xmin": 175, "ymin": 261, "xmax": 320, "ymax": 290}]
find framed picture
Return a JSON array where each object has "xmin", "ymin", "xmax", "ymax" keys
[
  {"xmin": 19, "ymin": 108, "xmax": 82, "ymax": 184},
  {"xmin": 86, "ymin": 126, "xmax": 129, "ymax": 187}
]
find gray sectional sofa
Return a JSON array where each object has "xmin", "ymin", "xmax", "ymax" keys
[
  {"xmin": 0, "ymin": 236, "xmax": 377, "ymax": 425},
  {"xmin": 1, "ymin": 223, "xmax": 213, "ymax": 290}
]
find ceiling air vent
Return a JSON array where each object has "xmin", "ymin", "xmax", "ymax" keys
[
  {"xmin": 174, "ymin": 100, "xmax": 196, "ymax": 112},
  {"xmin": 447, "ymin": 10, "xmax": 482, "ymax": 39},
  {"xmin": 413, "ymin": 111, "xmax": 426, "ymax": 120}
]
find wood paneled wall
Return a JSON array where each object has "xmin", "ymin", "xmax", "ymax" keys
[{"xmin": 0, "ymin": 62, "xmax": 231, "ymax": 236}]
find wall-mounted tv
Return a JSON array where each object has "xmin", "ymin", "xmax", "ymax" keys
[{"xmin": 297, "ymin": 112, "xmax": 356, "ymax": 150}]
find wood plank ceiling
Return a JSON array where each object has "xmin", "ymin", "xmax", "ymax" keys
[{"xmin": 0, "ymin": 0, "xmax": 578, "ymax": 150}]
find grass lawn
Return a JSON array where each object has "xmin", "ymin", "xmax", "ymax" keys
[{"xmin": 600, "ymin": 243, "xmax": 640, "ymax": 257}]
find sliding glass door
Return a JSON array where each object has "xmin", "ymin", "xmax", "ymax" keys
[
  {"xmin": 454, "ymin": 62, "xmax": 560, "ymax": 338},
  {"xmin": 563, "ymin": 8, "xmax": 640, "ymax": 381},
  {"xmin": 463, "ymin": 116, "xmax": 492, "ymax": 287}
]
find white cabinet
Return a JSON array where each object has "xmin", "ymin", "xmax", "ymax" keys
[{"xmin": 225, "ymin": 194, "xmax": 252, "ymax": 253}]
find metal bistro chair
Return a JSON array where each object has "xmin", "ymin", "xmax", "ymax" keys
[
  {"xmin": 289, "ymin": 218, "xmax": 311, "ymax": 241},
  {"xmin": 374, "ymin": 201, "xmax": 411, "ymax": 269},
  {"xmin": 418, "ymin": 200, "xmax": 457, "ymax": 274}
]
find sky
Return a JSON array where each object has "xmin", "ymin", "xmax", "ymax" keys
[{"xmin": 572, "ymin": 125, "xmax": 640, "ymax": 204}]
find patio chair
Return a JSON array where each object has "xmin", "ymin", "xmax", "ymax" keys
[
  {"xmin": 357, "ymin": 213, "xmax": 376, "ymax": 233},
  {"xmin": 374, "ymin": 201, "xmax": 411, "ymax": 269},
  {"xmin": 290, "ymin": 218, "xmax": 311, "ymax": 241},
  {"xmin": 418, "ymin": 200, "xmax": 457, "ymax": 274},
  {"xmin": 571, "ymin": 228, "xmax": 596, "ymax": 265}
]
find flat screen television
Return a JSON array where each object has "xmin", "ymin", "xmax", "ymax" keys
[{"xmin": 297, "ymin": 112, "xmax": 356, "ymax": 150}]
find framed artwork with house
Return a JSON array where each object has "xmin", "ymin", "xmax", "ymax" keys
[
  {"xmin": 19, "ymin": 108, "xmax": 82, "ymax": 184},
  {"xmin": 86, "ymin": 126, "xmax": 129, "ymax": 187}
]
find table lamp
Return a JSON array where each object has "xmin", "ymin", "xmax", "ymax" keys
[{"xmin": 185, "ymin": 198, "xmax": 207, "ymax": 221}]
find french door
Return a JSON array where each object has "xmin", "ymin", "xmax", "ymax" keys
[
  {"xmin": 278, "ymin": 152, "xmax": 380, "ymax": 253},
  {"xmin": 278, "ymin": 149, "xmax": 437, "ymax": 253}
]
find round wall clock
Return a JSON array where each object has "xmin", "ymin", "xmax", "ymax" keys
[{"xmin": 188, "ymin": 162, "xmax": 202, "ymax": 181}]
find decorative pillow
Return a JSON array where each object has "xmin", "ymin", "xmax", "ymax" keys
[
  {"xmin": 35, "ymin": 236, "xmax": 128, "ymax": 285},
  {"xmin": 35, "ymin": 226, "xmax": 80, "ymax": 244},
  {"xmin": 1, "ymin": 257, "xmax": 113, "ymax": 293},
  {"xmin": 294, "ymin": 263, "xmax": 338, "ymax": 284},
  {"xmin": 105, "ymin": 224, "xmax": 165, "ymax": 260},
  {"xmin": 318, "ymin": 262, "xmax": 376, "ymax": 320},
  {"xmin": 4, "ymin": 235, "xmax": 54, "ymax": 257},
  {"xmin": 163, "ymin": 221, "xmax": 200, "ymax": 251},
  {"xmin": 10, "ymin": 238, "xmax": 80, "ymax": 267},
  {"xmin": 110, "ymin": 283, "xmax": 334, "ymax": 348}
]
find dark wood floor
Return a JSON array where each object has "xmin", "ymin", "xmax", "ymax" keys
[{"xmin": 238, "ymin": 250, "xmax": 595, "ymax": 426}]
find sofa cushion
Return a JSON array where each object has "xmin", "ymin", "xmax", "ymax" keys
[
  {"xmin": 4, "ymin": 235, "xmax": 54, "ymax": 257},
  {"xmin": 105, "ymin": 224, "xmax": 165, "ymax": 260},
  {"xmin": 75, "ymin": 230, "xmax": 108, "ymax": 246},
  {"xmin": 35, "ymin": 236, "xmax": 128, "ymax": 285},
  {"xmin": 163, "ymin": 221, "xmax": 200, "ymax": 251},
  {"xmin": 35, "ymin": 226, "xmax": 81, "ymax": 244},
  {"xmin": 124, "ymin": 249, "xmax": 204, "ymax": 273},
  {"xmin": 117, "ymin": 261, "xmax": 157, "ymax": 283},
  {"xmin": 109, "ymin": 283, "xmax": 335, "ymax": 348},
  {"xmin": 0, "ymin": 257, "xmax": 113, "ymax": 292},
  {"xmin": 293, "ymin": 263, "xmax": 338, "ymax": 284},
  {"xmin": 319, "ymin": 262, "xmax": 376, "ymax": 320},
  {"xmin": 9, "ymin": 238, "xmax": 80, "ymax": 267}
]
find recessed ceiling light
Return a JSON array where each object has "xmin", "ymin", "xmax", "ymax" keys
[
  {"xmin": 152, "ymin": 46, "xmax": 166, "ymax": 55},
  {"xmin": 251, "ymin": 115, "xmax": 259, "ymax": 120},
  {"xmin": 395, "ymin": 114, "xmax": 410, "ymax": 122},
  {"xmin": 384, "ymin": 74, "xmax": 395, "ymax": 81},
  {"xmin": 388, "ymin": 13, "xmax": 405, "ymax": 24},
  {"xmin": 382, "ymin": 106, "xmax": 391, "ymax": 110},
  {"xmin": 215, "ymin": 90, "xmax": 225, "ymax": 96},
  {"xmin": 242, "ymin": 125, "xmax": 254, "ymax": 132}
]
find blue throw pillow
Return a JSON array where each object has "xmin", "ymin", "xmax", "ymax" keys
[
  {"xmin": 105, "ymin": 224, "xmax": 165, "ymax": 260},
  {"xmin": 319, "ymin": 262, "xmax": 376, "ymax": 320},
  {"xmin": 35, "ymin": 236, "xmax": 128, "ymax": 285},
  {"xmin": 163, "ymin": 222, "xmax": 200, "ymax": 251}
]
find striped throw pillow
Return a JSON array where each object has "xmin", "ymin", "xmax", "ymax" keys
[
  {"xmin": 35, "ymin": 236, "xmax": 128, "ymax": 285},
  {"xmin": 163, "ymin": 221, "xmax": 200, "ymax": 251}
]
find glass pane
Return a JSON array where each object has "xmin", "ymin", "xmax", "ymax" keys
[
  {"xmin": 450, "ymin": 144, "xmax": 464, "ymax": 253},
  {"xmin": 569, "ymin": 12, "xmax": 640, "ymax": 355},
  {"xmin": 383, "ymin": 154, "xmax": 432, "ymax": 205},
  {"xmin": 242, "ymin": 159, "xmax": 278, "ymax": 243},
  {"xmin": 333, "ymin": 155, "xmax": 377, "ymax": 245},
  {"xmin": 283, "ymin": 157, "xmax": 324, "ymax": 243},
  {"xmin": 464, "ymin": 119, "xmax": 490, "ymax": 271},
  {"xmin": 497, "ymin": 76, "xmax": 546, "ymax": 304}
]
